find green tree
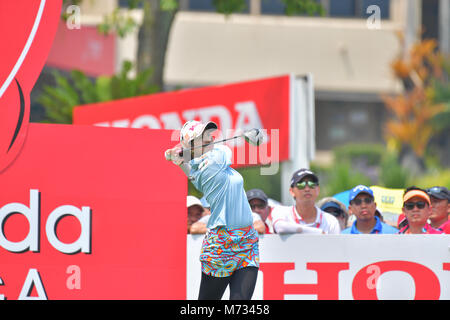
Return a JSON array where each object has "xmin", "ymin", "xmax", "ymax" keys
[
  {"xmin": 43, "ymin": 0, "xmax": 325, "ymax": 123},
  {"xmin": 38, "ymin": 61, "xmax": 157, "ymax": 123}
]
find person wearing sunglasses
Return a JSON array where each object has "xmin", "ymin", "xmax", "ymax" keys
[
  {"xmin": 246, "ymin": 189, "xmax": 276, "ymax": 234},
  {"xmin": 427, "ymin": 186, "xmax": 450, "ymax": 234},
  {"xmin": 271, "ymin": 168, "xmax": 341, "ymax": 234},
  {"xmin": 342, "ymin": 185, "xmax": 398, "ymax": 234},
  {"xmin": 399, "ymin": 187, "xmax": 442, "ymax": 234}
]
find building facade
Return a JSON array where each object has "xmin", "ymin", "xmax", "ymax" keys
[{"xmin": 37, "ymin": 0, "xmax": 449, "ymax": 158}]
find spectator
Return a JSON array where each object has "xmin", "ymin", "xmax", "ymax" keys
[
  {"xmin": 341, "ymin": 185, "xmax": 398, "ymax": 234},
  {"xmin": 191, "ymin": 194, "xmax": 265, "ymax": 234},
  {"xmin": 317, "ymin": 197, "xmax": 349, "ymax": 230},
  {"xmin": 399, "ymin": 186, "xmax": 442, "ymax": 234},
  {"xmin": 427, "ymin": 186, "xmax": 450, "ymax": 233},
  {"xmin": 187, "ymin": 195, "xmax": 205, "ymax": 234},
  {"xmin": 272, "ymin": 168, "xmax": 341, "ymax": 234},
  {"xmin": 246, "ymin": 189, "xmax": 275, "ymax": 234},
  {"xmin": 190, "ymin": 196, "xmax": 210, "ymax": 234}
]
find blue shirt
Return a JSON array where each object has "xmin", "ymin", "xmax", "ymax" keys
[
  {"xmin": 341, "ymin": 216, "xmax": 398, "ymax": 234},
  {"xmin": 189, "ymin": 145, "xmax": 253, "ymax": 230}
]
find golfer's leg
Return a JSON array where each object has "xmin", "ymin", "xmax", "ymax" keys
[
  {"xmin": 229, "ymin": 267, "xmax": 259, "ymax": 300},
  {"xmin": 198, "ymin": 272, "xmax": 230, "ymax": 300}
]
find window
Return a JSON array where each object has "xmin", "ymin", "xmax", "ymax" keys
[
  {"xmin": 118, "ymin": 0, "xmax": 143, "ymax": 9},
  {"xmin": 261, "ymin": 0, "xmax": 285, "ymax": 15},
  {"xmin": 188, "ymin": 0, "xmax": 216, "ymax": 12},
  {"xmin": 329, "ymin": 0, "xmax": 356, "ymax": 17},
  {"xmin": 329, "ymin": 0, "xmax": 390, "ymax": 19},
  {"xmin": 261, "ymin": 0, "xmax": 324, "ymax": 16},
  {"xmin": 361, "ymin": 0, "xmax": 390, "ymax": 19},
  {"xmin": 188, "ymin": 0, "xmax": 250, "ymax": 13},
  {"xmin": 179, "ymin": 0, "xmax": 390, "ymax": 19},
  {"xmin": 260, "ymin": 0, "xmax": 390, "ymax": 19}
]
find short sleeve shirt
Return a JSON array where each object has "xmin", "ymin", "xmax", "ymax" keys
[{"xmin": 272, "ymin": 205, "xmax": 341, "ymax": 234}]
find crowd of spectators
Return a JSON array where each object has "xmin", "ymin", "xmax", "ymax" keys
[{"xmin": 187, "ymin": 168, "xmax": 450, "ymax": 235}]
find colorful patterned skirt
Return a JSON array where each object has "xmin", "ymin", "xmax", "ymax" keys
[{"xmin": 199, "ymin": 225, "xmax": 259, "ymax": 277}]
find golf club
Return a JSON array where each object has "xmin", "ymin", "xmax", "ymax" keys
[{"xmin": 178, "ymin": 128, "xmax": 263, "ymax": 156}]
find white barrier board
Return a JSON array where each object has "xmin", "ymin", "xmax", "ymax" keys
[{"xmin": 187, "ymin": 234, "xmax": 450, "ymax": 300}]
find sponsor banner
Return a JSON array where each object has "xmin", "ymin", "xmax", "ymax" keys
[
  {"xmin": 187, "ymin": 234, "xmax": 450, "ymax": 300},
  {"xmin": 73, "ymin": 75, "xmax": 291, "ymax": 166},
  {"xmin": 371, "ymin": 185, "xmax": 405, "ymax": 215},
  {"xmin": 0, "ymin": 0, "xmax": 61, "ymax": 173},
  {"xmin": 0, "ymin": 124, "xmax": 187, "ymax": 300}
]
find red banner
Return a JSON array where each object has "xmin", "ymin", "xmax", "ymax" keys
[
  {"xmin": 73, "ymin": 75, "xmax": 291, "ymax": 166},
  {"xmin": 0, "ymin": 0, "xmax": 189, "ymax": 300},
  {"xmin": 0, "ymin": 0, "xmax": 61, "ymax": 173},
  {"xmin": 0, "ymin": 124, "xmax": 187, "ymax": 300}
]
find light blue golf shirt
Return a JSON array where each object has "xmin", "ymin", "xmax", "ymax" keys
[{"xmin": 189, "ymin": 145, "xmax": 253, "ymax": 230}]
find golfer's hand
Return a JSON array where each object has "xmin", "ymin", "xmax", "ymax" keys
[{"xmin": 164, "ymin": 144, "xmax": 184, "ymax": 165}]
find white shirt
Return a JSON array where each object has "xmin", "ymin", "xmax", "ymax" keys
[{"xmin": 271, "ymin": 205, "xmax": 341, "ymax": 234}]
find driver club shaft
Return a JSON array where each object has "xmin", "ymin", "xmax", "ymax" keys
[{"xmin": 179, "ymin": 134, "xmax": 244, "ymax": 156}]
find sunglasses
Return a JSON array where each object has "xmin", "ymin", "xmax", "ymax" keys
[
  {"xmin": 351, "ymin": 198, "xmax": 373, "ymax": 206},
  {"xmin": 404, "ymin": 201, "xmax": 427, "ymax": 210},
  {"xmin": 296, "ymin": 181, "xmax": 318, "ymax": 190}
]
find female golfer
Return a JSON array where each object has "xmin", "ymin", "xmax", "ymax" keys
[{"xmin": 165, "ymin": 120, "xmax": 259, "ymax": 300}]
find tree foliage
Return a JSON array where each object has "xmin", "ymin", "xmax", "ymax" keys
[
  {"xmin": 42, "ymin": 0, "xmax": 326, "ymax": 124},
  {"xmin": 282, "ymin": 0, "xmax": 325, "ymax": 16},
  {"xmin": 94, "ymin": 0, "xmax": 325, "ymax": 36},
  {"xmin": 382, "ymin": 37, "xmax": 449, "ymax": 160},
  {"xmin": 38, "ymin": 61, "xmax": 157, "ymax": 124}
]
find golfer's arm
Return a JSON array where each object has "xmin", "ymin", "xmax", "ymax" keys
[
  {"xmin": 178, "ymin": 162, "xmax": 191, "ymax": 177},
  {"xmin": 274, "ymin": 220, "xmax": 323, "ymax": 234},
  {"xmin": 273, "ymin": 220, "xmax": 301, "ymax": 234}
]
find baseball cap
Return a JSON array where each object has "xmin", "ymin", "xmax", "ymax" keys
[
  {"xmin": 320, "ymin": 201, "xmax": 344, "ymax": 218},
  {"xmin": 290, "ymin": 168, "xmax": 319, "ymax": 187},
  {"xmin": 349, "ymin": 185, "xmax": 374, "ymax": 203},
  {"xmin": 426, "ymin": 186, "xmax": 450, "ymax": 201},
  {"xmin": 180, "ymin": 120, "xmax": 218, "ymax": 149},
  {"xmin": 321, "ymin": 201, "xmax": 342, "ymax": 213},
  {"xmin": 403, "ymin": 189, "xmax": 431, "ymax": 206},
  {"xmin": 246, "ymin": 189, "xmax": 268, "ymax": 205},
  {"xmin": 187, "ymin": 195, "xmax": 203, "ymax": 208}
]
